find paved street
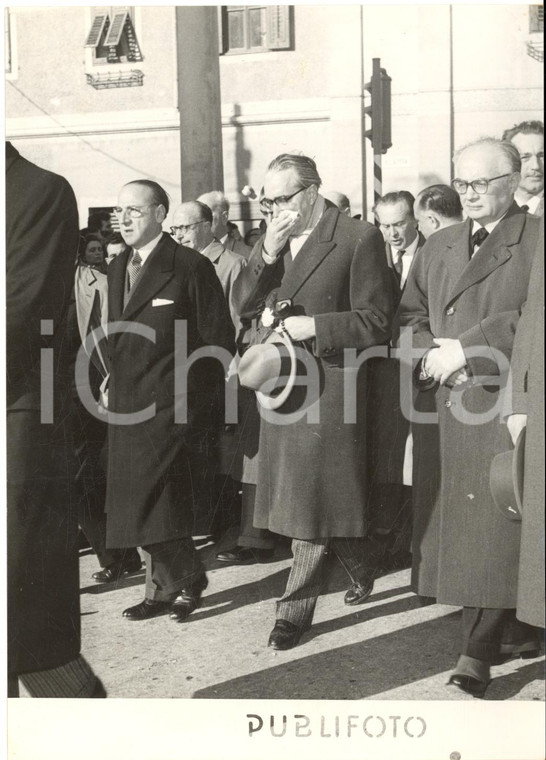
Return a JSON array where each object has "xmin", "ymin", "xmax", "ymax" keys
[{"xmin": 74, "ymin": 529, "xmax": 544, "ymax": 702}]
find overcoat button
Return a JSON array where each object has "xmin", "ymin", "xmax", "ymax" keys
[
  {"xmin": 444, "ymin": 400, "xmax": 453, "ymax": 408},
  {"xmin": 446, "ymin": 306, "xmax": 455, "ymax": 316}
]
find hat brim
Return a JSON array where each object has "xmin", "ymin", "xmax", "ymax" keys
[
  {"xmin": 489, "ymin": 427, "xmax": 526, "ymax": 521},
  {"xmin": 256, "ymin": 330, "xmax": 298, "ymax": 411}
]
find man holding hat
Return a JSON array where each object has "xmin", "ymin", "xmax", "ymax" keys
[{"xmin": 233, "ymin": 153, "xmax": 393, "ymax": 650}]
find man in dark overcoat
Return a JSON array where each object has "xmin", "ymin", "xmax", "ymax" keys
[
  {"xmin": 6, "ymin": 142, "xmax": 103, "ymax": 697},
  {"xmin": 232, "ymin": 154, "xmax": 393, "ymax": 649},
  {"xmin": 365, "ymin": 192, "xmax": 427, "ymax": 585},
  {"xmin": 105, "ymin": 180, "xmax": 235, "ymax": 622},
  {"xmin": 506, "ymin": 227, "xmax": 544, "ymax": 631},
  {"xmin": 398, "ymin": 137, "xmax": 542, "ymax": 697}
]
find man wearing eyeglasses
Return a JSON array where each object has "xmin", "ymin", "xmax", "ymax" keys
[
  {"xmin": 104, "ymin": 180, "xmax": 235, "ymax": 624},
  {"xmin": 398, "ymin": 138, "xmax": 542, "ymax": 698},
  {"xmin": 171, "ymin": 200, "xmax": 246, "ymax": 331},
  {"xmin": 232, "ymin": 154, "xmax": 394, "ymax": 650}
]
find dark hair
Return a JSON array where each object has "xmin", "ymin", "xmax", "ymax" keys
[
  {"xmin": 373, "ymin": 190, "xmax": 416, "ymax": 218},
  {"xmin": 125, "ymin": 180, "xmax": 170, "ymax": 214},
  {"xmin": 267, "ymin": 154, "xmax": 322, "ymax": 188},
  {"xmin": 78, "ymin": 232, "xmax": 105, "ymax": 262},
  {"xmin": 502, "ymin": 120, "xmax": 544, "ymax": 142},
  {"xmin": 415, "ymin": 184, "xmax": 463, "ymax": 220},
  {"xmin": 87, "ymin": 211, "xmax": 111, "ymax": 231}
]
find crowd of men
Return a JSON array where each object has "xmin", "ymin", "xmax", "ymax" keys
[{"xmin": 6, "ymin": 119, "xmax": 544, "ymax": 699}]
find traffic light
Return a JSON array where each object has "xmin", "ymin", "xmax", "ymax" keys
[{"xmin": 364, "ymin": 58, "xmax": 392, "ymax": 155}]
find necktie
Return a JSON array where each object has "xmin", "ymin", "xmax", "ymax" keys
[
  {"xmin": 127, "ymin": 250, "xmax": 142, "ymax": 291},
  {"xmin": 520, "ymin": 204, "xmax": 529, "ymax": 213},
  {"xmin": 393, "ymin": 249, "xmax": 405, "ymax": 283},
  {"xmin": 470, "ymin": 227, "xmax": 489, "ymax": 255}
]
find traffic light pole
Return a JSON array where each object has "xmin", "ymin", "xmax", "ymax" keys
[{"xmin": 364, "ymin": 58, "xmax": 392, "ymax": 214}]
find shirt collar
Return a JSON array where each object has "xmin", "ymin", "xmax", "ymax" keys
[
  {"xmin": 289, "ymin": 195, "xmax": 326, "ymax": 241},
  {"xmin": 515, "ymin": 190, "xmax": 543, "ymax": 213},
  {"xmin": 471, "ymin": 209, "xmax": 510, "ymax": 236},
  {"xmin": 133, "ymin": 230, "xmax": 163, "ymax": 263}
]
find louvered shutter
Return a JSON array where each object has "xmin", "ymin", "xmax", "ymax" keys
[
  {"xmin": 266, "ymin": 6, "xmax": 291, "ymax": 50},
  {"xmin": 85, "ymin": 13, "xmax": 108, "ymax": 47},
  {"xmin": 104, "ymin": 10, "xmax": 128, "ymax": 46}
]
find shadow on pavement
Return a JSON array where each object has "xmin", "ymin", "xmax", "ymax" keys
[{"xmin": 193, "ymin": 611, "xmax": 462, "ymax": 699}]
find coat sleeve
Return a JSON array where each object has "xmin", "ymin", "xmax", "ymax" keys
[
  {"xmin": 509, "ymin": 229, "xmax": 544, "ymax": 413},
  {"xmin": 188, "ymin": 254, "xmax": 236, "ymax": 356},
  {"xmin": 313, "ymin": 225, "xmax": 393, "ymax": 354},
  {"xmin": 396, "ymin": 240, "xmax": 436, "ymax": 349},
  {"xmin": 231, "ymin": 241, "xmax": 286, "ymax": 319},
  {"xmin": 5, "ymin": 161, "xmax": 79, "ymax": 395}
]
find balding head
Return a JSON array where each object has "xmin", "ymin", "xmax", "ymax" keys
[
  {"xmin": 172, "ymin": 201, "xmax": 213, "ymax": 252},
  {"xmin": 323, "ymin": 191, "xmax": 351, "ymax": 216},
  {"xmin": 197, "ymin": 191, "xmax": 230, "ymax": 238}
]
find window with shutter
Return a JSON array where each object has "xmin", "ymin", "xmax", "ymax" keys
[
  {"xmin": 85, "ymin": 7, "xmax": 143, "ymax": 65},
  {"xmin": 221, "ymin": 5, "xmax": 293, "ymax": 54}
]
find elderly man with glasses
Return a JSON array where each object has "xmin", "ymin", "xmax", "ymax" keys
[
  {"xmin": 398, "ymin": 138, "xmax": 543, "ymax": 698},
  {"xmin": 103, "ymin": 179, "xmax": 235, "ymax": 624},
  {"xmin": 171, "ymin": 200, "xmax": 246, "ymax": 331}
]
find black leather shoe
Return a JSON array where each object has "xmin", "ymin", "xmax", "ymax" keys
[
  {"xmin": 447, "ymin": 673, "xmax": 489, "ymax": 698},
  {"xmin": 344, "ymin": 580, "xmax": 374, "ymax": 606},
  {"xmin": 216, "ymin": 545, "xmax": 274, "ymax": 564},
  {"xmin": 92, "ymin": 556, "xmax": 142, "ymax": 583},
  {"xmin": 169, "ymin": 576, "xmax": 208, "ymax": 622},
  {"xmin": 122, "ymin": 598, "xmax": 171, "ymax": 620},
  {"xmin": 268, "ymin": 619, "xmax": 304, "ymax": 650}
]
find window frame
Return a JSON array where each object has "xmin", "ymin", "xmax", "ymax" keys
[
  {"xmin": 529, "ymin": 4, "xmax": 544, "ymax": 34},
  {"xmin": 219, "ymin": 5, "xmax": 293, "ymax": 56},
  {"xmin": 84, "ymin": 6, "xmax": 143, "ymax": 70},
  {"xmin": 5, "ymin": 7, "xmax": 18, "ymax": 81}
]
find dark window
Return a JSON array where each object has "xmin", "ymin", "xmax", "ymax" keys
[
  {"xmin": 219, "ymin": 5, "xmax": 293, "ymax": 54},
  {"xmin": 85, "ymin": 8, "xmax": 143, "ymax": 64},
  {"xmin": 529, "ymin": 5, "xmax": 544, "ymax": 33}
]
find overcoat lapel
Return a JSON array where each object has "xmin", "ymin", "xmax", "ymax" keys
[
  {"xmin": 108, "ymin": 247, "xmax": 131, "ymax": 323},
  {"xmin": 446, "ymin": 205, "xmax": 524, "ymax": 305},
  {"xmin": 277, "ymin": 205, "xmax": 339, "ymax": 301},
  {"xmin": 121, "ymin": 233, "xmax": 175, "ymax": 321}
]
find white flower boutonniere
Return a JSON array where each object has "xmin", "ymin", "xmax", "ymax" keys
[{"xmin": 261, "ymin": 306, "xmax": 276, "ymax": 328}]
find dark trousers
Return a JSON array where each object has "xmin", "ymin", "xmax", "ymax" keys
[
  {"xmin": 460, "ymin": 607, "xmax": 542, "ymax": 660},
  {"xmin": 239, "ymin": 484, "xmax": 275, "ymax": 550},
  {"xmin": 72, "ymin": 399, "xmax": 139, "ymax": 568},
  {"xmin": 143, "ymin": 538, "xmax": 205, "ymax": 602},
  {"xmin": 276, "ymin": 535, "xmax": 386, "ymax": 628}
]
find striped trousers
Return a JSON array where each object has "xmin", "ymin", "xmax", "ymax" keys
[{"xmin": 276, "ymin": 535, "xmax": 385, "ymax": 628}]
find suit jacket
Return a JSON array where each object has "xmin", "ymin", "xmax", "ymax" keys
[
  {"xmin": 104, "ymin": 232, "xmax": 236, "ymax": 547},
  {"xmin": 232, "ymin": 201, "xmax": 393, "ymax": 538},
  {"xmin": 74, "ymin": 263, "xmax": 109, "ymax": 379},
  {"xmin": 200, "ymin": 237, "xmax": 246, "ymax": 332},
  {"xmin": 5, "ymin": 142, "xmax": 81, "ymax": 674},
  {"xmin": 398, "ymin": 202, "xmax": 541, "ymax": 607},
  {"xmin": 224, "ymin": 233, "xmax": 252, "ymax": 259},
  {"xmin": 510, "ymin": 227, "xmax": 545, "ymax": 628}
]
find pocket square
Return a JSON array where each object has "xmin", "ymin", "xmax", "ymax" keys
[{"xmin": 152, "ymin": 298, "xmax": 174, "ymax": 307}]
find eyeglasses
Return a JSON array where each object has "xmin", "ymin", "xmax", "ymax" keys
[
  {"xmin": 169, "ymin": 221, "xmax": 206, "ymax": 236},
  {"xmin": 113, "ymin": 204, "xmax": 160, "ymax": 219},
  {"xmin": 451, "ymin": 174, "xmax": 513, "ymax": 195},
  {"xmin": 260, "ymin": 187, "xmax": 306, "ymax": 212}
]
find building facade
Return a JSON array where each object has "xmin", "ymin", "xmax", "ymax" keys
[{"xmin": 5, "ymin": 5, "xmax": 544, "ymax": 228}]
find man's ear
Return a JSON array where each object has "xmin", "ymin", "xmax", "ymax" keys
[
  {"xmin": 509, "ymin": 172, "xmax": 522, "ymax": 195},
  {"xmin": 156, "ymin": 204, "xmax": 167, "ymax": 224},
  {"xmin": 429, "ymin": 214, "xmax": 440, "ymax": 231}
]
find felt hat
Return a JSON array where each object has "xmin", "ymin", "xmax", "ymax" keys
[
  {"xmin": 238, "ymin": 329, "xmax": 298, "ymax": 410},
  {"xmin": 489, "ymin": 428, "xmax": 526, "ymax": 522}
]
